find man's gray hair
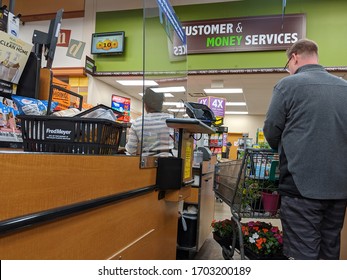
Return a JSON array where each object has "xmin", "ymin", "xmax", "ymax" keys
[{"xmin": 286, "ymin": 38, "xmax": 318, "ymax": 59}]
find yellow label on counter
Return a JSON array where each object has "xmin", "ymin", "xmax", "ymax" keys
[{"xmin": 184, "ymin": 142, "xmax": 192, "ymax": 179}]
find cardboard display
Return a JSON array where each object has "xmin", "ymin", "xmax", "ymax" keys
[{"xmin": 0, "ymin": 31, "xmax": 32, "ymax": 84}]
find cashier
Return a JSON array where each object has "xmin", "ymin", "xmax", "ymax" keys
[{"xmin": 125, "ymin": 87, "xmax": 174, "ymax": 156}]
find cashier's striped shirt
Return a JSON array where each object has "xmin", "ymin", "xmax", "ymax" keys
[{"xmin": 125, "ymin": 112, "xmax": 174, "ymax": 156}]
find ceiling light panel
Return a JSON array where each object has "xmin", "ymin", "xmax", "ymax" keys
[
  {"xmin": 139, "ymin": 93, "xmax": 175, "ymax": 97},
  {"xmin": 204, "ymin": 88, "xmax": 243, "ymax": 94},
  {"xmin": 152, "ymin": 86, "xmax": 186, "ymax": 93},
  {"xmin": 164, "ymin": 93, "xmax": 174, "ymax": 97},
  {"xmin": 225, "ymin": 111, "xmax": 249, "ymax": 115},
  {"xmin": 116, "ymin": 80, "xmax": 158, "ymax": 86},
  {"xmin": 226, "ymin": 102, "xmax": 247, "ymax": 106},
  {"xmin": 163, "ymin": 102, "xmax": 185, "ymax": 107},
  {"xmin": 168, "ymin": 108, "xmax": 186, "ymax": 112}
]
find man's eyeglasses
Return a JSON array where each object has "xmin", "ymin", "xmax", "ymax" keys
[{"xmin": 284, "ymin": 55, "xmax": 292, "ymax": 72}]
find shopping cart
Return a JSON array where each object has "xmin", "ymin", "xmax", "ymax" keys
[{"xmin": 214, "ymin": 148, "xmax": 281, "ymax": 260}]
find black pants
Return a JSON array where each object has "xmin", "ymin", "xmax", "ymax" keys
[{"xmin": 280, "ymin": 196, "xmax": 347, "ymax": 260}]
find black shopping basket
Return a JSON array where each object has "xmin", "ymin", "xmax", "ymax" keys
[{"xmin": 19, "ymin": 115, "xmax": 130, "ymax": 155}]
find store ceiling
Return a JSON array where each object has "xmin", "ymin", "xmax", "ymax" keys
[
  {"xmin": 95, "ymin": 71, "xmax": 347, "ymax": 115},
  {"xmin": 96, "ymin": 72, "xmax": 288, "ymax": 115}
]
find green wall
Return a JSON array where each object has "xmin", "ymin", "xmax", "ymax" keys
[
  {"xmin": 94, "ymin": 0, "xmax": 347, "ymax": 72},
  {"xmin": 95, "ymin": 9, "xmax": 187, "ymax": 73},
  {"xmin": 95, "ymin": 10, "xmax": 143, "ymax": 72}
]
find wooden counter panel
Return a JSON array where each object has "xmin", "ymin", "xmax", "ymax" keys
[
  {"xmin": 197, "ymin": 174, "xmax": 215, "ymax": 251},
  {"xmin": 164, "ymin": 186, "xmax": 191, "ymax": 202},
  {"xmin": 184, "ymin": 187, "xmax": 199, "ymax": 204},
  {"xmin": 0, "ymin": 154, "xmax": 156, "ymax": 220},
  {"xmin": 341, "ymin": 208, "xmax": 347, "ymax": 260},
  {"xmin": 0, "ymin": 191, "xmax": 178, "ymax": 259},
  {"xmin": 201, "ymin": 156, "xmax": 217, "ymax": 174}
]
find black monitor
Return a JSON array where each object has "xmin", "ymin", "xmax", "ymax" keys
[
  {"xmin": 91, "ymin": 31, "xmax": 125, "ymax": 55},
  {"xmin": 45, "ymin": 8, "xmax": 63, "ymax": 68},
  {"xmin": 31, "ymin": 8, "xmax": 63, "ymax": 69},
  {"xmin": 16, "ymin": 9, "xmax": 64, "ymax": 99},
  {"xmin": 185, "ymin": 101, "xmax": 216, "ymax": 126}
]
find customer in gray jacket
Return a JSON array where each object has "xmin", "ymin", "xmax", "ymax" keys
[{"xmin": 263, "ymin": 38, "xmax": 347, "ymax": 260}]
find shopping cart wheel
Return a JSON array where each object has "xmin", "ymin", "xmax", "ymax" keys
[{"xmin": 222, "ymin": 246, "xmax": 234, "ymax": 260}]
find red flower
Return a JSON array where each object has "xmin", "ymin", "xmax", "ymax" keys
[
  {"xmin": 211, "ymin": 219, "xmax": 234, "ymax": 237},
  {"xmin": 242, "ymin": 221, "xmax": 283, "ymax": 257}
]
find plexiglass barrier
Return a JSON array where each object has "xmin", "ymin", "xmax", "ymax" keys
[{"xmin": 139, "ymin": 0, "xmax": 188, "ymax": 168}]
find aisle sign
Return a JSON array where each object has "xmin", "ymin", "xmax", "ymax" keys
[
  {"xmin": 85, "ymin": 56, "xmax": 95, "ymax": 75},
  {"xmin": 198, "ymin": 96, "xmax": 226, "ymax": 118}
]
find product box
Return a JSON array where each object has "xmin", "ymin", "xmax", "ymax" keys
[
  {"xmin": 0, "ymin": 31, "xmax": 32, "ymax": 84},
  {"xmin": 7, "ymin": 11, "xmax": 19, "ymax": 37},
  {"xmin": 0, "ymin": 96, "xmax": 22, "ymax": 144}
]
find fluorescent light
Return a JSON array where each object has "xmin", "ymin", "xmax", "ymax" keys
[
  {"xmin": 168, "ymin": 108, "xmax": 186, "ymax": 112},
  {"xmin": 116, "ymin": 80, "xmax": 158, "ymax": 86},
  {"xmin": 225, "ymin": 111, "xmax": 249, "ymax": 115},
  {"xmin": 164, "ymin": 93, "xmax": 174, "ymax": 97},
  {"xmin": 204, "ymin": 88, "xmax": 243, "ymax": 94},
  {"xmin": 163, "ymin": 102, "xmax": 185, "ymax": 108},
  {"xmin": 152, "ymin": 86, "xmax": 186, "ymax": 93},
  {"xmin": 139, "ymin": 92, "xmax": 175, "ymax": 98},
  {"xmin": 226, "ymin": 102, "xmax": 247, "ymax": 106}
]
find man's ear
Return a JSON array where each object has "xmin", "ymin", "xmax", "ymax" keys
[{"xmin": 293, "ymin": 53, "xmax": 299, "ymax": 65}]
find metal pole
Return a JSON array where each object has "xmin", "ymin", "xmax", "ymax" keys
[{"xmin": 9, "ymin": 0, "xmax": 15, "ymax": 13}]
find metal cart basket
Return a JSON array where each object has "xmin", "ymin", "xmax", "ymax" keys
[{"xmin": 214, "ymin": 148, "xmax": 282, "ymax": 259}]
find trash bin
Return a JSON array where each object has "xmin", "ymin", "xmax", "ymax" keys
[{"xmin": 177, "ymin": 210, "xmax": 198, "ymax": 248}]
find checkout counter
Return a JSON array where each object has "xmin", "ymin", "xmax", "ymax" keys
[
  {"xmin": 0, "ymin": 0, "xmax": 224, "ymax": 260},
  {"xmin": 0, "ymin": 118, "xmax": 216, "ymax": 259},
  {"xmin": 1, "ymin": 0, "xmax": 345, "ymax": 259},
  {"xmin": 341, "ymin": 210, "xmax": 347, "ymax": 259}
]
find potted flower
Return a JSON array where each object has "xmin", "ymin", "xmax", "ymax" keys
[
  {"xmin": 211, "ymin": 219, "xmax": 234, "ymax": 248},
  {"xmin": 241, "ymin": 221, "xmax": 286, "ymax": 259},
  {"xmin": 260, "ymin": 181, "xmax": 280, "ymax": 216},
  {"xmin": 239, "ymin": 179, "xmax": 262, "ymax": 211}
]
